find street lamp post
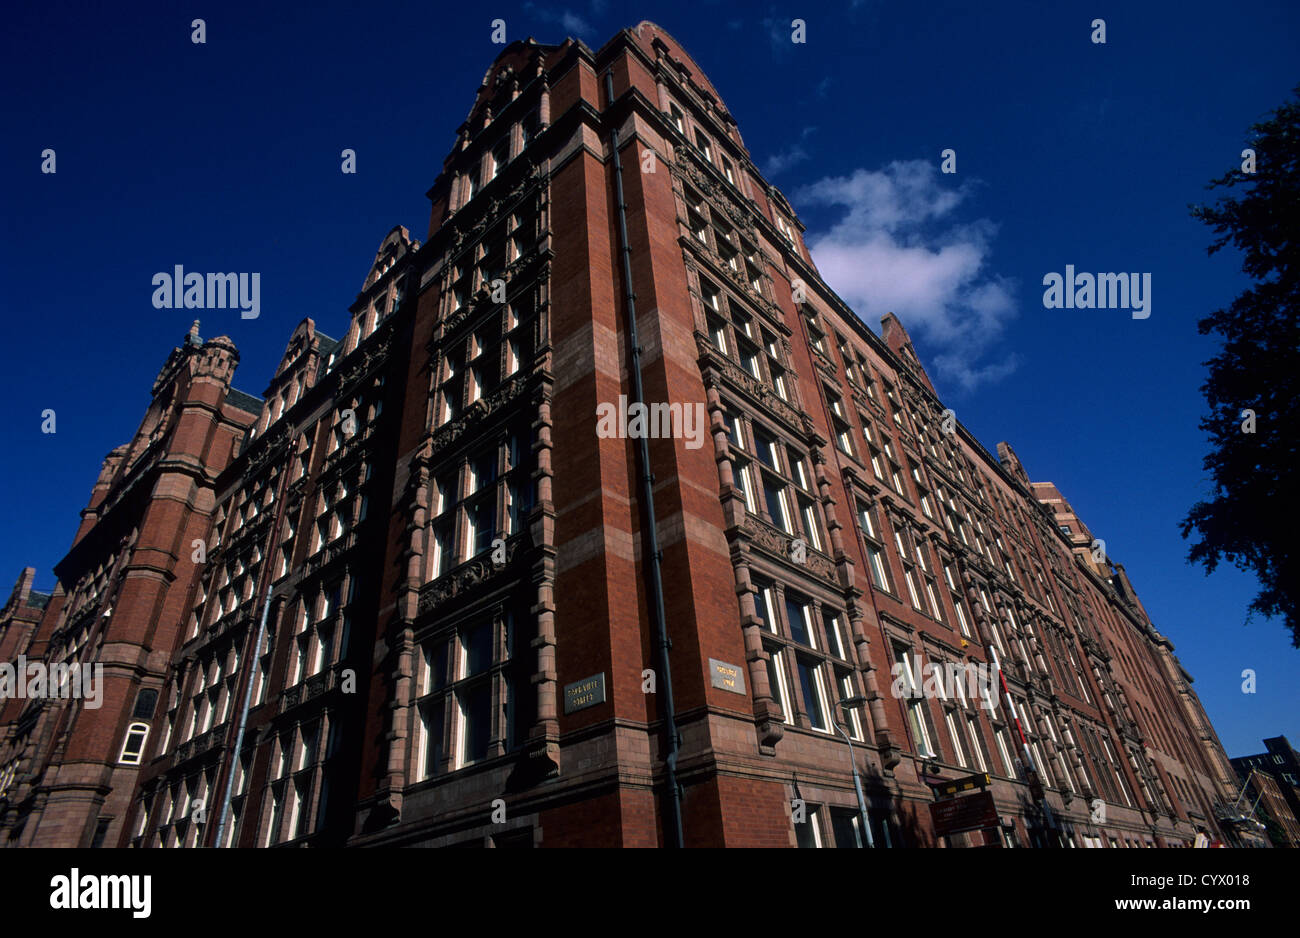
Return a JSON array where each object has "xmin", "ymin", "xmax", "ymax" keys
[{"xmin": 836, "ymin": 696, "xmax": 875, "ymax": 848}]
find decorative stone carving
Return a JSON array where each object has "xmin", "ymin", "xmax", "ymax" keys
[
  {"xmin": 676, "ymin": 151, "xmax": 756, "ymax": 236},
  {"xmin": 336, "ymin": 337, "xmax": 392, "ymax": 393},
  {"xmin": 695, "ymin": 335, "xmax": 803, "ymax": 433},
  {"xmin": 427, "ymin": 372, "xmax": 532, "ymax": 458},
  {"xmin": 417, "ymin": 536, "xmax": 523, "ymax": 615},
  {"xmin": 246, "ymin": 424, "xmax": 292, "ymax": 477},
  {"xmin": 739, "ymin": 514, "xmax": 837, "ymax": 585}
]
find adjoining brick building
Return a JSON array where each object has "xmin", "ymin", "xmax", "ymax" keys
[
  {"xmin": 0, "ymin": 22, "xmax": 1246, "ymax": 848},
  {"xmin": 1231, "ymin": 737, "xmax": 1300, "ymax": 847},
  {"xmin": 0, "ymin": 326, "xmax": 257, "ymax": 846}
]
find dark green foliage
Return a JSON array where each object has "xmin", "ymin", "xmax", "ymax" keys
[{"xmin": 1183, "ymin": 86, "xmax": 1300, "ymax": 647}]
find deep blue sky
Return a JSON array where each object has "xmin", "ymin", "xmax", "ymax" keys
[{"xmin": 2, "ymin": 0, "xmax": 1295, "ymax": 757}]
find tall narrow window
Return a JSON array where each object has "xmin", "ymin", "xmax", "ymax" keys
[
  {"xmin": 521, "ymin": 110, "xmax": 540, "ymax": 149},
  {"xmin": 766, "ymin": 647, "xmax": 793, "ymax": 722},
  {"xmin": 764, "ymin": 475, "xmax": 793, "ymax": 533},
  {"xmin": 945, "ymin": 710, "xmax": 969, "ymax": 767},
  {"xmin": 839, "ymin": 674, "xmax": 864, "ymax": 739},
  {"xmin": 794, "ymin": 805, "xmax": 824, "ymax": 848},
  {"xmin": 420, "ymin": 700, "xmax": 445, "ymax": 780},
  {"xmin": 796, "ymin": 658, "xmax": 830, "ymax": 732},
  {"xmin": 458, "ymin": 682, "xmax": 492, "ymax": 766},
  {"xmin": 119, "ymin": 723, "xmax": 150, "ymax": 765},
  {"xmin": 896, "ymin": 531, "xmax": 923, "ymax": 610},
  {"xmin": 894, "ymin": 646, "xmax": 936, "ymax": 757},
  {"xmin": 822, "ymin": 609, "xmax": 845, "ymax": 659},
  {"xmin": 732, "ymin": 456, "xmax": 756, "ymax": 513},
  {"xmin": 944, "ymin": 563, "xmax": 972, "ymax": 638},
  {"xmin": 966, "ymin": 714, "xmax": 990, "ymax": 772},
  {"xmin": 783, "ymin": 592, "xmax": 815, "ymax": 648},
  {"xmin": 753, "ymin": 579, "xmax": 777, "ymax": 634},
  {"xmin": 490, "ymin": 137, "xmax": 510, "ymax": 179},
  {"xmin": 695, "ymin": 129, "xmax": 713, "ymax": 164},
  {"xmin": 468, "ymin": 160, "xmax": 482, "ymax": 201},
  {"xmin": 995, "ymin": 725, "xmax": 1017, "ymax": 777},
  {"xmin": 859, "ymin": 501, "xmax": 891, "ymax": 591}
]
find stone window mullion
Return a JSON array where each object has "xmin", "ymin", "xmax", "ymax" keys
[
  {"xmin": 770, "ymin": 583, "xmax": 789, "ymax": 640},
  {"xmin": 809, "ymin": 598, "xmax": 827, "ymax": 652},
  {"xmin": 772, "ymin": 585, "xmax": 811, "ymax": 729},
  {"xmin": 489, "ymin": 611, "xmax": 507, "ymax": 758},
  {"xmin": 438, "ymin": 693, "xmax": 454, "ymax": 776}
]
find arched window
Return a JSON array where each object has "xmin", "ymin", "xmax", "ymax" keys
[
  {"xmin": 133, "ymin": 688, "xmax": 159, "ymax": 721},
  {"xmin": 119, "ymin": 722, "xmax": 151, "ymax": 765}
]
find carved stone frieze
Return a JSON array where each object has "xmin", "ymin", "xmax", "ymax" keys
[
  {"xmin": 676, "ymin": 150, "xmax": 756, "ymax": 234},
  {"xmin": 417, "ymin": 537, "xmax": 523, "ymax": 615},
  {"xmin": 246, "ymin": 424, "xmax": 292, "ymax": 477},
  {"xmin": 695, "ymin": 334, "xmax": 804, "ymax": 435},
  {"xmin": 426, "ymin": 372, "xmax": 532, "ymax": 459},
  {"xmin": 739, "ymin": 514, "xmax": 837, "ymax": 585},
  {"xmin": 336, "ymin": 338, "xmax": 392, "ymax": 393}
]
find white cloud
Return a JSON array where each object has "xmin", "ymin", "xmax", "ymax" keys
[
  {"xmin": 794, "ymin": 160, "xmax": 1018, "ymax": 392},
  {"xmin": 561, "ymin": 11, "xmax": 594, "ymax": 36},
  {"xmin": 761, "ymin": 14, "xmax": 797, "ymax": 57},
  {"xmin": 765, "ymin": 146, "xmax": 809, "ymax": 176},
  {"xmin": 764, "ymin": 127, "xmax": 816, "ymax": 177}
]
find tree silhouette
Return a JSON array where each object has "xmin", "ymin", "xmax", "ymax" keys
[{"xmin": 1183, "ymin": 85, "xmax": 1300, "ymax": 648}]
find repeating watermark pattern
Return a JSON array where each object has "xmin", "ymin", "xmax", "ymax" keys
[
  {"xmin": 41, "ymin": 409, "xmax": 56, "ymax": 434},
  {"xmin": 1091, "ymin": 18, "xmax": 1106, "ymax": 44},
  {"xmin": 50, "ymin": 869, "xmax": 150, "ymax": 918},
  {"xmin": 1241, "ymin": 668, "xmax": 1255, "ymax": 693},
  {"xmin": 1241, "ymin": 148, "xmax": 1256, "ymax": 173},
  {"xmin": 191, "ymin": 19, "xmax": 205, "ymax": 44},
  {"xmin": 889, "ymin": 652, "xmax": 999, "ymax": 711},
  {"xmin": 1240, "ymin": 408, "xmax": 1256, "ymax": 433},
  {"xmin": 595, "ymin": 395, "xmax": 707, "ymax": 449},
  {"xmin": 41, "ymin": 148, "xmax": 56, "ymax": 173},
  {"xmin": 941, "ymin": 148, "xmax": 956, "ymax": 174},
  {"xmin": 490, "ymin": 18, "xmax": 506, "ymax": 44},
  {"xmin": 341, "ymin": 148, "xmax": 356, "ymax": 173},
  {"xmin": 1042, "ymin": 266, "xmax": 1151, "ymax": 319},
  {"xmin": 0, "ymin": 657, "xmax": 103, "ymax": 709},
  {"xmin": 791, "ymin": 19, "xmax": 807, "ymax": 44},
  {"xmin": 151, "ymin": 266, "xmax": 261, "ymax": 319}
]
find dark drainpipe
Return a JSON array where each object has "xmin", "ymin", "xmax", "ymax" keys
[{"xmin": 603, "ymin": 69, "xmax": 684, "ymax": 848}]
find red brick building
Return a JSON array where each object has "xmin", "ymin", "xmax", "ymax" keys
[
  {"xmin": 0, "ymin": 326, "xmax": 257, "ymax": 846},
  {"xmin": 0, "ymin": 22, "xmax": 1245, "ymax": 849},
  {"xmin": 1232, "ymin": 737, "xmax": 1300, "ymax": 846}
]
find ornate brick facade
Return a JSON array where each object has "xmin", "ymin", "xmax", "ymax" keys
[{"xmin": 0, "ymin": 22, "xmax": 1244, "ymax": 849}]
